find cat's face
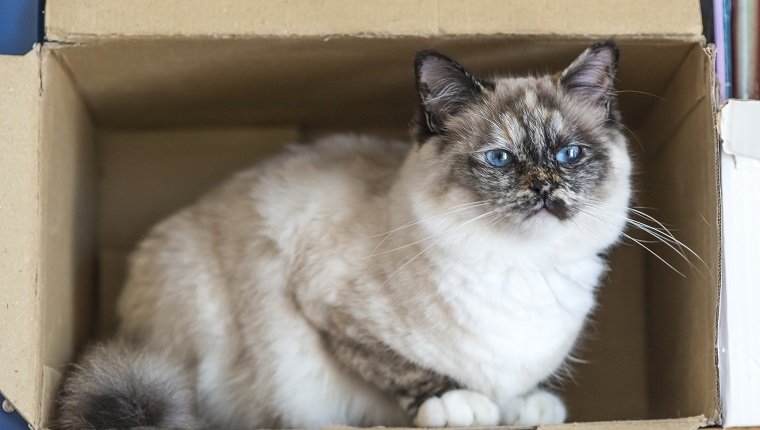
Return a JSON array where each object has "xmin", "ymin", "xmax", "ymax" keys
[{"xmin": 411, "ymin": 42, "xmax": 631, "ymax": 239}]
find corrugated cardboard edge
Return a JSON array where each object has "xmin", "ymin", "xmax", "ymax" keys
[
  {"xmin": 44, "ymin": 0, "xmax": 703, "ymax": 42},
  {"xmin": 324, "ymin": 415, "xmax": 708, "ymax": 430},
  {"xmin": 540, "ymin": 416, "xmax": 709, "ymax": 430},
  {"xmin": 706, "ymin": 44, "xmax": 725, "ymax": 428},
  {"xmin": 0, "ymin": 47, "xmax": 44, "ymax": 428}
]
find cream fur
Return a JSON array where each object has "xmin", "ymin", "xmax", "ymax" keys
[{"xmin": 115, "ymin": 132, "xmax": 631, "ymax": 427}]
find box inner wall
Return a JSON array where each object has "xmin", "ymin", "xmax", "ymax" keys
[{"xmin": 36, "ymin": 37, "xmax": 717, "ymax": 427}]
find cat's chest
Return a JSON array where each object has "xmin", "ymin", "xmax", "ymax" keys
[
  {"xmin": 415, "ymin": 258, "xmax": 603, "ymax": 397},
  {"xmin": 435, "ymin": 260, "xmax": 598, "ymax": 343}
]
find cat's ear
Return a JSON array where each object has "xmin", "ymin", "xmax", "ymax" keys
[
  {"xmin": 560, "ymin": 41, "xmax": 619, "ymax": 107},
  {"xmin": 415, "ymin": 50, "xmax": 489, "ymax": 135}
]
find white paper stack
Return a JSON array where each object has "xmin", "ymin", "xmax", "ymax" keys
[{"xmin": 719, "ymin": 99, "xmax": 760, "ymax": 427}]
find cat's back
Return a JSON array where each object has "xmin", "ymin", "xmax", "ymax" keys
[
  {"xmin": 253, "ymin": 134, "xmax": 408, "ymax": 212},
  {"xmin": 143, "ymin": 133, "xmax": 408, "ymax": 250},
  {"xmin": 246, "ymin": 134, "xmax": 409, "ymax": 249},
  {"xmin": 124, "ymin": 133, "xmax": 409, "ymax": 289}
]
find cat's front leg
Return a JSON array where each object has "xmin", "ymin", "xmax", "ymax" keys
[
  {"xmin": 326, "ymin": 334, "xmax": 499, "ymax": 427},
  {"xmin": 501, "ymin": 389, "xmax": 566, "ymax": 425}
]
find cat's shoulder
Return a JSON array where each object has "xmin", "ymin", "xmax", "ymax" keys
[
  {"xmin": 283, "ymin": 134, "xmax": 409, "ymax": 168},
  {"xmin": 248, "ymin": 133, "xmax": 408, "ymax": 197},
  {"xmin": 214, "ymin": 134, "xmax": 408, "ymax": 243}
]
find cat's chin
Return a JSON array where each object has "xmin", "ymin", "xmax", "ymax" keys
[
  {"xmin": 526, "ymin": 206, "xmax": 558, "ymax": 219},
  {"xmin": 524, "ymin": 206, "xmax": 569, "ymax": 224},
  {"xmin": 530, "ymin": 208, "xmax": 557, "ymax": 219},
  {"xmin": 511, "ymin": 209, "xmax": 571, "ymax": 237}
]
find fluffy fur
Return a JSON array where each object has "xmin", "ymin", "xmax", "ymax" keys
[
  {"xmin": 57, "ymin": 342, "xmax": 204, "ymax": 429},
  {"xmin": 58, "ymin": 42, "xmax": 631, "ymax": 428}
]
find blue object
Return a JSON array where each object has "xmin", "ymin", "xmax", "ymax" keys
[
  {"xmin": 0, "ymin": 0, "xmax": 44, "ymax": 55},
  {"xmin": 0, "ymin": 394, "xmax": 28, "ymax": 430},
  {"xmin": 485, "ymin": 149, "xmax": 512, "ymax": 168},
  {"xmin": 556, "ymin": 145, "xmax": 582, "ymax": 164},
  {"xmin": 723, "ymin": 0, "xmax": 733, "ymax": 99}
]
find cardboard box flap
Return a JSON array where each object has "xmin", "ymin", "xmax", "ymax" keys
[
  {"xmin": 0, "ymin": 50, "xmax": 43, "ymax": 427},
  {"xmin": 45, "ymin": 0, "xmax": 703, "ymax": 41},
  {"xmin": 36, "ymin": 48, "xmax": 99, "ymax": 427},
  {"xmin": 719, "ymin": 100, "xmax": 760, "ymax": 160}
]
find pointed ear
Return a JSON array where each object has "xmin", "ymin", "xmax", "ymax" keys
[
  {"xmin": 415, "ymin": 50, "xmax": 488, "ymax": 135},
  {"xmin": 560, "ymin": 41, "xmax": 619, "ymax": 108}
]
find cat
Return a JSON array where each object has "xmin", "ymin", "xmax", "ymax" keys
[{"xmin": 57, "ymin": 40, "xmax": 631, "ymax": 429}]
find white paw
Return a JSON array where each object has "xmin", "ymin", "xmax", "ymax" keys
[
  {"xmin": 413, "ymin": 389, "xmax": 500, "ymax": 427},
  {"xmin": 502, "ymin": 390, "xmax": 566, "ymax": 425}
]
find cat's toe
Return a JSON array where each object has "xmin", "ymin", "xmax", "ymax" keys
[
  {"xmin": 413, "ymin": 389, "xmax": 500, "ymax": 427},
  {"xmin": 458, "ymin": 390, "xmax": 501, "ymax": 425},
  {"xmin": 414, "ymin": 396, "xmax": 447, "ymax": 427},
  {"xmin": 503, "ymin": 390, "xmax": 566, "ymax": 425}
]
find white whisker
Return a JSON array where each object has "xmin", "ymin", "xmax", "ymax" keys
[
  {"xmin": 382, "ymin": 209, "xmax": 498, "ymax": 285},
  {"xmin": 367, "ymin": 200, "xmax": 489, "ymax": 239},
  {"xmin": 580, "ymin": 200, "xmax": 708, "ymax": 277},
  {"xmin": 363, "ymin": 202, "xmax": 490, "ymax": 257},
  {"xmin": 576, "ymin": 206, "xmax": 686, "ymax": 278}
]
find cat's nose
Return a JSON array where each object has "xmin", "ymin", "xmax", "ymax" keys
[{"xmin": 531, "ymin": 180, "xmax": 554, "ymax": 197}]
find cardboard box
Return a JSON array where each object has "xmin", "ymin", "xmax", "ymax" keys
[{"xmin": 0, "ymin": 1, "xmax": 721, "ymax": 429}]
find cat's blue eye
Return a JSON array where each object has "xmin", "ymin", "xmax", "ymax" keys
[
  {"xmin": 556, "ymin": 145, "xmax": 583, "ymax": 164},
  {"xmin": 485, "ymin": 149, "xmax": 512, "ymax": 168}
]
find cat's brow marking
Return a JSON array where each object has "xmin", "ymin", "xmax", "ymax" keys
[
  {"xmin": 500, "ymin": 111, "xmax": 524, "ymax": 144},
  {"xmin": 490, "ymin": 124, "xmax": 511, "ymax": 150},
  {"xmin": 550, "ymin": 111, "xmax": 565, "ymax": 137}
]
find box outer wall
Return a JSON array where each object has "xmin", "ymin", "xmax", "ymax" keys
[
  {"xmin": 0, "ymin": 46, "xmax": 99, "ymax": 428},
  {"xmin": 0, "ymin": 1, "xmax": 723, "ymax": 428},
  {"xmin": 0, "ymin": 48, "xmax": 43, "ymax": 428}
]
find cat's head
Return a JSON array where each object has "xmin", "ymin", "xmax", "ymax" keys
[{"xmin": 406, "ymin": 41, "xmax": 631, "ymax": 250}]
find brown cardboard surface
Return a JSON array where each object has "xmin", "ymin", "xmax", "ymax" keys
[
  {"xmin": 636, "ymin": 44, "xmax": 711, "ymax": 157},
  {"xmin": 540, "ymin": 416, "xmax": 707, "ymax": 429},
  {"xmin": 561, "ymin": 241, "xmax": 648, "ymax": 420},
  {"xmin": 37, "ymin": 50, "xmax": 98, "ymax": 427},
  {"xmin": 0, "ymin": 50, "xmax": 43, "ymax": 427},
  {"xmin": 98, "ymin": 128, "xmax": 298, "ymax": 249},
  {"xmin": 53, "ymin": 38, "xmax": 693, "ymax": 129},
  {"xmin": 436, "ymin": 0, "xmax": 702, "ymax": 38},
  {"xmin": 45, "ymin": 0, "xmax": 702, "ymax": 41},
  {"xmin": 637, "ymin": 47, "xmax": 720, "ymax": 421}
]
